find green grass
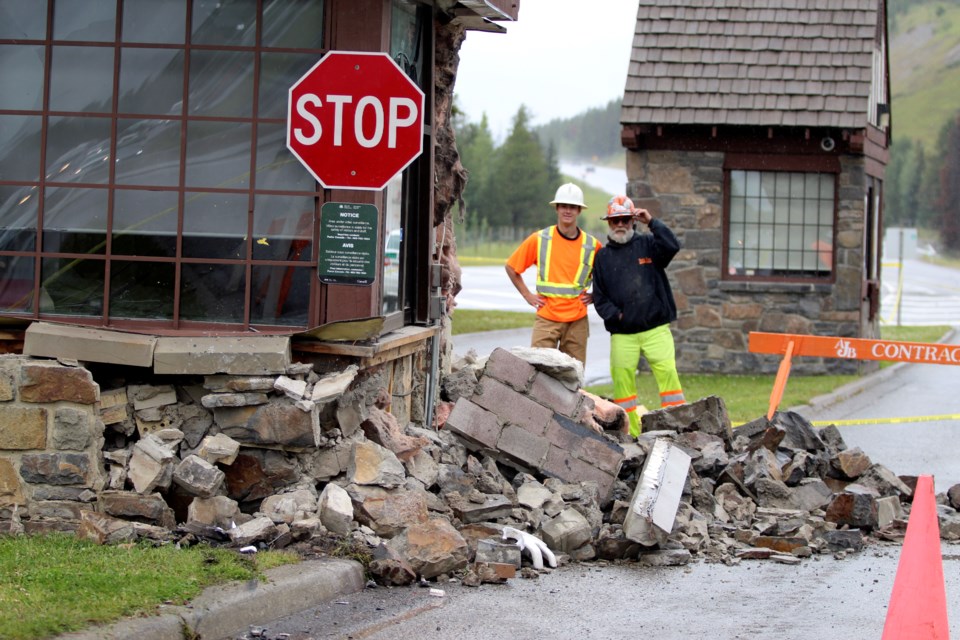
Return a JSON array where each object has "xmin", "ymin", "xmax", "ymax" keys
[
  {"xmin": 584, "ymin": 373, "xmax": 858, "ymax": 425},
  {"xmin": 451, "ymin": 308, "xmax": 535, "ymax": 335},
  {"xmin": 0, "ymin": 534, "xmax": 297, "ymax": 640}
]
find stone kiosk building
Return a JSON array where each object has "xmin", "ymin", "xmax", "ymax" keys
[
  {"xmin": 620, "ymin": 0, "xmax": 891, "ymax": 375},
  {"xmin": 0, "ymin": 1, "xmax": 519, "ymax": 534}
]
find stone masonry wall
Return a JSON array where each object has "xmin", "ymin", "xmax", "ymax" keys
[
  {"xmin": 626, "ymin": 149, "xmax": 878, "ymax": 376},
  {"xmin": 0, "ymin": 345, "xmax": 426, "ymax": 534}
]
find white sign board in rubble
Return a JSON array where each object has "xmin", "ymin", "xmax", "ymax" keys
[{"xmin": 623, "ymin": 438, "xmax": 692, "ymax": 546}]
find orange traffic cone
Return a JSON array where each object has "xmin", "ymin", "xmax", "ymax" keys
[{"xmin": 881, "ymin": 474, "xmax": 950, "ymax": 639}]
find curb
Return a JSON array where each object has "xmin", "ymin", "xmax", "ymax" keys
[{"xmin": 55, "ymin": 557, "xmax": 365, "ymax": 640}]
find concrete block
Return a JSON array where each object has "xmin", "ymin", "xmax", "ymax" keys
[
  {"xmin": 483, "ymin": 348, "xmax": 536, "ymax": 392},
  {"xmin": 24, "ymin": 322, "xmax": 156, "ymax": 368},
  {"xmin": 153, "ymin": 337, "xmax": 291, "ymax": 375},
  {"xmin": 497, "ymin": 425, "xmax": 549, "ymax": 469},
  {"xmin": 475, "ymin": 539, "xmax": 522, "ymax": 567},
  {"xmin": 444, "ymin": 398, "xmax": 502, "ymax": 450},
  {"xmin": 542, "ymin": 446, "xmax": 616, "ymax": 504},
  {"xmin": 528, "ymin": 371, "xmax": 581, "ymax": 417},
  {"xmin": 471, "ymin": 377, "xmax": 552, "ymax": 436}
]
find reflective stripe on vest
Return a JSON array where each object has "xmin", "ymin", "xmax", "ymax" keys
[
  {"xmin": 614, "ymin": 394, "xmax": 638, "ymax": 413},
  {"xmin": 535, "ymin": 226, "xmax": 598, "ymax": 298}
]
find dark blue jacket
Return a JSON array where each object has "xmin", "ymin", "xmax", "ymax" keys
[{"xmin": 592, "ymin": 218, "xmax": 680, "ymax": 335}]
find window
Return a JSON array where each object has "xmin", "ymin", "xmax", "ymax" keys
[
  {"xmin": 0, "ymin": 0, "xmax": 326, "ymax": 329},
  {"xmin": 725, "ymin": 169, "xmax": 835, "ymax": 279}
]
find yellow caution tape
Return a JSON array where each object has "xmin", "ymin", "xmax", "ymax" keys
[
  {"xmin": 809, "ymin": 414, "xmax": 960, "ymax": 427},
  {"xmin": 732, "ymin": 414, "xmax": 960, "ymax": 428}
]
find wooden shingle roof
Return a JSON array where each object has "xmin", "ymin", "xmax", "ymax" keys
[{"xmin": 621, "ymin": 0, "xmax": 882, "ymax": 129}]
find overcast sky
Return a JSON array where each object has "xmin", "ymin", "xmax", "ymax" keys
[{"xmin": 454, "ymin": 0, "xmax": 639, "ymax": 142}]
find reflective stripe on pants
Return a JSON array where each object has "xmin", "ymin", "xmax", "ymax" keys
[{"xmin": 610, "ymin": 324, "xmax": 684, "ymax": 437}]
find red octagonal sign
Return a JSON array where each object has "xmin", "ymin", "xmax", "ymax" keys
[{"xmin": 287, "ymin": 51, "xmax": 425, "ymax": 191}]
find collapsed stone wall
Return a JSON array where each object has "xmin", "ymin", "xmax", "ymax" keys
[{"xmin": 2, "ymin": 348, "xmax": 960, "ymax": 587}]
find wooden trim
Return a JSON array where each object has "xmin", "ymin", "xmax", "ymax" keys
[
  {"xmin": 723, "ymin": 154, "xmax": 841, "ymax": 173},
  {"xmin": 292, "ymin": 324, "xmax": 436, "ymax": 360}
]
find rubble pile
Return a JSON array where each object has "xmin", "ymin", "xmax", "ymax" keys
[{"xmin": 3, "ymin": 349, "xmax": 960, "ymax": 587}]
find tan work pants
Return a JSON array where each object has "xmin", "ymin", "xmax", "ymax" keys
[{"xmin": 531, "ymin": 315, "xmax": 590, "ymax": 365}]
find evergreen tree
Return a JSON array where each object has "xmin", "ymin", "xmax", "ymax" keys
[
  {"xmin": 456, "ymin": 114, "xmax": 496, "ymax": 231},
  {"xmin": 935, "ymin": 112, "xmax": 960, "ymax": 252},
  {"xmin": 489, "ymin": 106, "xmax": 553, "ymax": 230},
  {"xmin": 884, "ymin": 139, "xmax": 905, "ymax": 226},
  {"xmin": 903, "ymin": 140, "xmax": 926, "ymax": 227}
]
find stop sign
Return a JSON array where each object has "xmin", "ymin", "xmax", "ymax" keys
[{"xmin": 287, "ymin": 51, "xmax": 425, "ymax": 191}]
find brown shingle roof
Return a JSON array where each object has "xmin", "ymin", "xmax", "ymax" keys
[{"xmin": 621, "ymin": 0, "xmax": 881, "ymax": 128}]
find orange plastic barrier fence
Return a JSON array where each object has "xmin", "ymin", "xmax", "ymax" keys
[{"xmin": 748, "ymin": 331, "xmax": 960, "ymax": 419}]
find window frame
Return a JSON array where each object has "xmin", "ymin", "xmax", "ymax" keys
[{"xmin": 721, "ymin": 154, "xmax": 840, "ymax": 284}]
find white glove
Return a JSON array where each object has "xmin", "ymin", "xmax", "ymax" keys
[{"xmin": 502, "ymin": 526, "xmax": 557, "ymax": 569}]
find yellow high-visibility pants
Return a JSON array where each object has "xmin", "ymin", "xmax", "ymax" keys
[{"xmin": 610, "ymin": 324, "xmax": 684, "ymax": 438}]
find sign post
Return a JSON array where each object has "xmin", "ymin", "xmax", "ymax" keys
[{"xmin": 287, "ymin": 51, "xmax": 425, "ymax": 191}]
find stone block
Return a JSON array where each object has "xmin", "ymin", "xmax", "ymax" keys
[
  {"xmin": 51, "ymin": 407, "xmax": 94, "ymax": 451},
  {"xmin": 220, "ymin": 400, "xmax": 314, "ymax": 449},
  {"xmin": 444, "ymin": 398, "xmax": 502, "ymax": 450},
  {"xmin": 20, "ymin": 452, "xmax": 90, "ymax": 485},
  {"xmin": 261, "ymin": 489, "xmax": 318, "ymax": 525},
  {"xmin": 187, "ymin": 495, "xmax": 240, "ymax": 529},
  {"xmin": 347, "ymin": 483, "xmax": 429, "ymax": 537},
  {"xmin": 153, "ymin": 336, "xmax": 291, "ymax": 375},
  {"xmin": 318, "ymin": 483, "xmax": 354, "ymax": 535},
  {"xmin": 472, "ymin": 561, "xmax": 516, "ymax": 583},
  {"xmin": 384, "ymin": 518, "xmax": 469, "ymax": 579},
  {"xmin": 528, "ymin": 371, "xmax": 581, "ymax": 417},
  {"xmin": 541, "ymin": 507, "xmax": 592, "ymax": 553},
  {"xmin": 542, "ymin": 446, "xmax": 616, "ymax": 504},
  {"xmin": 876, "ymin": 495, "xmax": 904, "ymax": 528},
  {"xmin": 197, "ymin": 433, "xmax": 241, "ymax": 466},
  {"xmin": 833, "ymin": 447, "xmax": 872, "ymax": 479},
  {"xmin": 24, "ymin": 322, "xmax": 156, "ymax": 368},
  {"xmin": 99, "ymin": 490, "xmax": 176, "ymax": 528},
  {"xmin": 130, "ymin": 385, "xmax": 177, "ymax": 411},
  {"xmin": 0, "ymin": 457, "xmax": 25, "ymax": 506},
  {"xmin": 475, "ymin": 539, "xmax": 522, "ymax": 567},
  {"xmin": 825, "ymin": 484, "xmax": 879, "ymax": 529},
  {"xmin": 173, "ymin": 455, "xmax": 225, "ymax": 498},
  {"xmin": 450, "ymin": 494, "xmax": 514, "ymax": 524},
  {"xmin": 99, "ymin": 388, "xmax": 129, "ymax": 425},
  {"xmin": 496, "ymin": 425, "xmax": 549, "ymax": 470},
  {"xmin": 0, "ymin": 406, "xmax": 47, "ymax": 450},
  {"xmin": 348, "ymin": 441, "xmax": 406, "ymax": 488},
  {"xmin": 203, "ymin": 375, "xmax": 277, "ymax": 393},
  {"xmin": 471, "ymin": 377, "xmax": 552, "ymax": 436},
  {"xmin": 483, "ymin": 348, "xmax": 536, "ymax": 392},
  {"xmin": 19, "ymin": 362, "xmax": 99, "ymax": 405},
  {"xmin": 77, "ymin": 510, "xmax": 136, "ymax": 544}
]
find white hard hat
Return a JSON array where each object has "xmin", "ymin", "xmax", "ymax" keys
[{"xmin": 549, "ymin": 183, "xmax": 587, "ymax": 209}]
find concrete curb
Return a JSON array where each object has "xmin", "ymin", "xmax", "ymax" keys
[{"xmin": 55, "ymin": 557, "xmax": 365, "ymax": 640}]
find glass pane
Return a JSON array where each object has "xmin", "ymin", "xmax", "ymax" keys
[
  {"xmin": 122, "ymin": 0, "xmax": 185, "ymax": 44},
  {"xmin": 0, "ymin": 115, "xmax": 42, "ymax": 181},
  {"xmin": 788, "ymin": 226, "xmax": 804, "ymax": 250},
  {"xmin": 43, "ymin": 186, "xmax": 107, "ymax": 253},
  {"xmin": 787, "ymin": 250, "xmax": 803, "ymax": 270},
  {"xmin": 805, "ymin": 173, "xmax": 821, "ymax": 199},
  {"xmin": 0, "ymin": 255, "xmax": 34, "ymax": 312},
  {"xmin": 728, "ymin": 223, "xmax": 744, "ymax": 246},
  {"xmin": 789, "ymin": 199, "xmax": 804, "ymax": 224},
  {"xmin": 744, "ymin": 226, "xmax": 758, "ymax": 249},
  {"xmin": 0, "ymin": 185, "xmax": 38, "ymax": 252},
  {"xmin": 262, "ymin": 0, "xmax": 324, "ymax": 48},
  {"xmin": 729, "ymin": 171, "xmax": 745, "ymax": 197},
  {"xmin": 0, "ymin": 0, "xmax": 47, "ymax": 39},
  {"xmin": 758, "ymin": 193, "xmax": 774, "ymax": 222},
  {"xmin": 820, "ymin": 174, "xmax": 834, "ymax": 199},
  {"xmin": 109, "ymin": 261, "xmax": 174, "ymax": 319},
  {"xmin": 382, "ymin": 172, "xmax": 403, "ymax": 314},
  {"xmin": 817, "ymin": 230, "xmax": 833, "ymax": 272},
  {"xmin": 772, "ymin": 248, "xmax": 788, "ymax": 269},
  {"xmin": 774, "ymin": 172, "xmax": 790, "ymax": 197},
  {"xmin": 743, "ymin": 249, "xmax": 758, "ymax": 270},
  {"xmin": 49, "ymin": 45, "xmax": 115, "ymax": 112},
  {"xmin": 52, "ymin": 0, "xmax": 116, "ymax": 41},
  {"xmin": 191, "ymin": 0, "xmax": 256, "ymax": 46},
  {"xmin": 744, "ymin": 171, "xmax": 760, "ymax": 197},
  {"xmin": 185, "ymin": 121, "xmax": 252, "ymax": 188},
  {"xmin": 726, "ymin": 247, "xmax": 742, "ymax": 274},
  {"xmin": 259, "ymin": 52, "xmax": 318, "ymax": 119},
  {"xmin": 773, "ymin": 225, "xmax": 789, "ymax": 251},
  {"xmin": 252, "ymin": 194, "xmax": 313, "ymax": 261},
  {"xmin": 45, "ymin": 116, "xmax": 112, "ymax": 184},
  {"xmin": 819, "ymin": 199, "xmax": 833, "ymax": 225},
  {"xmin": 119, "ymin": 48, "xmax": 184, "ymax": 115},
  {"xmin": 41, "ymin": 257, "xmax": 104, "ymax": 317},
  {"xmin": 182, "ymin": 192, "xmax": 248, "ymax": 259},
  {"xmin": 115, "ymin": 118, "xmax": 182, "ymax": 186},
  {"xmin": 180, "ymin": 262, "xmax": 245, "ymax": 323},
  {"xmin": 391, "ymin": 0, "xmax": 423, "ymax": 87},
  {"xmin": 729, "ymin": 196, "xmax": 745, "ymax": 223},
  {"xmin": 789, "ymin": 172, "xmax": 805, "ymax": 198},
  {"xmin": 255, "ymin": 123, "xmax": 315, "ymax": 191},
  {"xmin": 189, "ymin": 50, "xmax": 254, "ymax": 117},
  {"xmin": 803, "ymin": 201, "xmax": 819, "ymax": 225},
  {"xmin": 773, "ymin": 197, "xmax": 789, "ymax": 224},
  {"xmin": 758, "ymin": 223, "xmax": 774, "ymax": 249},
  {"xmin": 0, "ymin": 45, "xmax": 44, "ymax": 110},
  {"xmin": 744, "ymin": 199, "xmax": 759, "ymax": 224},
  {"xmin": 251, "ymin": 265, "xmax": 308, "ymax": 326},
  {"xmin": 112, "ymin": 189, "xmax": 178, "ymax": 257},
  {"xmin": 760, "ymin": 173, "xmax": 776, "ymax": 200}
]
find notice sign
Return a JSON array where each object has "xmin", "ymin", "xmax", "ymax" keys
[{"xmin": 319, "ymin": 202, "xmax": 378, "ymax": 285}]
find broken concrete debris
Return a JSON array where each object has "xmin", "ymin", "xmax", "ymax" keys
[{"xmin": 1, "ymin": 347, "xmax": 958, "ymax": 594}]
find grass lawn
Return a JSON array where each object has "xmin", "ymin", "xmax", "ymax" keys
[{"xmin": 0, "ymin": 534, "xmax": 297, "ymax": 640}]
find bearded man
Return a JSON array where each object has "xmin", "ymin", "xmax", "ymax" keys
[{"xmin": 592, "ymin": 195, "xmax": 685, "ymax": 438}]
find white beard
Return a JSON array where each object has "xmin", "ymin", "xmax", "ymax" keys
[{"xmin": 607, "ymin": 228, "xmax": 635, "ymax": 244}]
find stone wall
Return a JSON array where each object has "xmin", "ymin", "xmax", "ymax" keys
[
  {"xmin": 0, "ymin": 345, "xmax": 426, "ymax": 534},
  {"xmin": 626, "ymin": 149, "xmax": 878, "ymax": 376}
]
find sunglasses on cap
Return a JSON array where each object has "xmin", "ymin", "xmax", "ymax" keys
[{"xmin": 607, "ymin": 217, "xmax": 633, "ymax": 226}]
